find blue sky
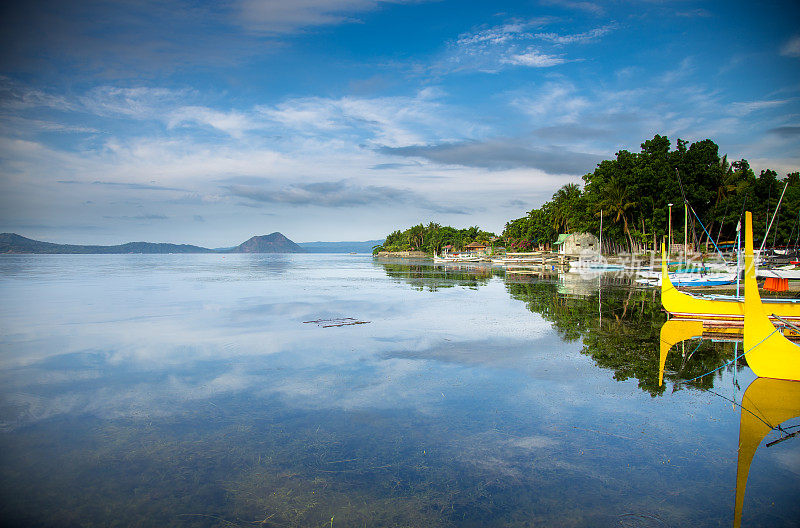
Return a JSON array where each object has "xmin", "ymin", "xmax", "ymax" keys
[{"xmin": 1, "ymin": 0, "xmax": 799, "ymax": 245}]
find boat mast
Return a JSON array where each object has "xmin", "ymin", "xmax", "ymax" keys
[
  {"xmin": 599, "ymin": 209, "xmax": 603, "ymax": 256},
  {"xmin": 736, "ymin": 219, "xmax": 742, "ymax": 298},
  {"xmin": 758, "ymin": 180, "xmax": 789, "ymax": 254},
  {"xmin": 684, "ymin": 201, "xmax": 688, "ymax": 265}
]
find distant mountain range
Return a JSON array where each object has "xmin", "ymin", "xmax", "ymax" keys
[{"xmin": 0, "ymin": 232, "xmax": 384, "ymax": 254}]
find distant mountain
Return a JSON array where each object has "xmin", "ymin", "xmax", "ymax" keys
[
  {"xmin": 299, "ymin": 239, "xmax": 384, "ymax": 253},
  {"xmin": 0, "ymin": 232, "xmax": 372, "ymax": 254},
  {"xmin": 229, "ymin": 232, "xmax": 305, "ymax": 253},
  {"xmin": 0, "ymin": 233, "xmax": 213, "ymax": 254}
]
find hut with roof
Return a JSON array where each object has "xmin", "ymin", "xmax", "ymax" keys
[
  {"xmin": 464, "ymin": 241, "xmax": 489, "ymax": 256},
  {"xmin": 553, "ymin": 233, "xmax": 599, "ymax": 256}
]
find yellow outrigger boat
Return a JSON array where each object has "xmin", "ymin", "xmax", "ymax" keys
[
  {"xmin": 661, "ymin": 243, "xmax": 800, "ymax": 322},
  {"xmin": 743, "ymin": 212, "xmax": 800, "ymax": 381}
]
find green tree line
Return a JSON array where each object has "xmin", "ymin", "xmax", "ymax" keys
[
  {"xmin": 375, "ymin": 134, "xmax": 800, "ymax": 255},
  {"xmin": 372, "ymin": 223, "xmax": 498, "ymax": 254},
  {"xmin": 506, "ymin": 134, "xmax": 800, "ymax": 252}
]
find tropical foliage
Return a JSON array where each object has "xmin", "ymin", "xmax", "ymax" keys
[
  {"xmin": 504, "ymin": 279, "xmax": 739, "ymax": 396},
  {"xmin": 372, "ymin": 223, "xmax": 498, "ymax": 255},
  {"xmin": 504, "ymin": 134, "xmax": 800, "ymax": 252},
  {"xmin": 377, "ymin": 134, "xmax": 800, "ymax": 254}
]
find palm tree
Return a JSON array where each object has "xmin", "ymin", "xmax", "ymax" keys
[
  {"xmin": 407, "ymin": 224, "xmax": 424, "ymax": 250},
  {"xmin": 596, "ymin": 178, "xmax": 637, "ymax": 251},
  {"xmin": 550, "ymin": 183, "xmax": 581, "ymax": 233}
]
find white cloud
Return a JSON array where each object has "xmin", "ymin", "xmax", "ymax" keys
[
  {"xmin": 168, "ymin": 106, "xmax": 259, "ymax": 138},
  {"xmin": 3, "ymin": 80, "xmax": 472, "ymax": 149},
  {"xmin": 511, "ymin": 82, "xmax": 590, "ymax": 123},
  {"xmin": 80, "ymin": 86, "xmax": 189, "ymax": 119},
  {"xmin": 455, "ymin": 22, "xmax": 537, "ymax": 47},
  {"xmin": 780, "ymin": 35, "xmax": 800, "ymax": 58},
  {"xmin": 441, "ymin": 19, "xmax": 614, "ymax": 74},
  {"xmin": 657, "ymin": 56, "xmax": 695, "ymax": 85},
  {"xmin": 1, "ymin": 81, "xmax": 190, "ymax": 122},
  {"xmin": 257, "ymin": 98, "xmax": 346, "ymax": 132},
  {"xmin": 502, "ymin": 49, "xmax": 567, "ymax": 67},
  {"xmin": 0, "ymin": 77, "xmax": 75, "ymax": 112},
  {"xmin": 235, "ymin": 0, "xmax": 423, "ymax": 34},
  {"xmin": 539, "ymin": 0, "xmax": 604, "ymax": 15},
  {"xmin": 0, "ymin": 116, "xmax": 98, "ymax": 138},
  {"xmin": 257, "ymin": 88, "xmax": 475, "ymax": 147},
  {"xmin": 729, "ymin": 99, "xmax": 791, "ymax": 116},
  {"xmin": 535, "ymin": 24, "xmax": 617, "ymax": 45}
]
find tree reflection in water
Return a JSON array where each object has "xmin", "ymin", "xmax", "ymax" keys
[
  {"xmin": 377, "ymin": 260, "xmax": 747, "ymax": 396},
  {"xmin": 377, "ymin": 259, "xmax": 502, "ymax": 291}
]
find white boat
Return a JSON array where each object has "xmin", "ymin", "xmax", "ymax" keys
[
  {"xmin": 433, "ymin": 253, "xmax": 481, "ymax": 263},
  {"xmin": 567, "ymin": 259, "xmax": 625, "ymax": 273},
  {"xmin": 756, "ymin": 265, "xmax": 800, "ymax": 280},
  {"xmin": 492, "ymin": 254, "xmax": 561, "ymax": 267},
  {"xmin": 638, "ymin": 272, "xmax": 736, "ymax": 287}
]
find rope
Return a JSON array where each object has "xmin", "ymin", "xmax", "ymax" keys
[
  {"xmin": 676, "ymin": 328, "xmax": 779, "ymax": 386},
  {"xmin": 689, "ymin": 205, "xmax": 728, "ymax": 264},
  {"xmin": 684, "ymin": 338, "xmax": 704, "ymax": 362},
  {"xmin": 759, "ymin": 180, "xmax": 789, "ymax": 254},
  {"xmin": 703, "ymin": 387, "xmax": 776, "ymax": 430}
]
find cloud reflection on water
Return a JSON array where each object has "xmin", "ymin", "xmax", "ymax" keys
[
  {"xmin": 1, "ymin": 254, "xmax": 798, "ymax": 527},
  {"xmin": 0, "ymin": 255, "xmax": 561, "ymax": 429}
]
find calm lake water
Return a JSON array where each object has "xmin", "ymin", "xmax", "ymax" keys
[{"xmin": 0, "ymin": 254, "xmax": 798, "ymax": 527}]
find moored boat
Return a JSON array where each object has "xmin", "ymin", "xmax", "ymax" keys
[
  {"xmin": 742, "ymin": 211, "xmax": 800, "ymax": 381},
  {"xmin": 433, "ymin": 253, "xmax": 481, "ymax": 263},
  {"xmin": 649, "ymin": 272, "xmax": 735, "ymax": 287},
  {"xmin": 756, "ymin": 264, "xmax": 800, "ymax": 280},
  {"xmin": 566, "ymin": 258, "xmax": 625, "ymax": 273},
  {"xmin": 660, "ymin": 240, "xmax": 800, "ymax": 321}
]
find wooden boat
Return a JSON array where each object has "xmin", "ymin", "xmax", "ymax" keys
[
  {"xmin": 733, "ymin": 377, "xmax": 800, "ymax": 528},
  {"xmin": 757, "ymin": 265, "xmax": 800, "ymax": 280},
  {"xmin": 742, "ymin": 211, "xmax": 800, "ymax": 381},
  {"xmin": 660, "ymin": 241, "xmax": 800, "ymax": 321},
  {"xmin": 566, "ymin": 258, "xmax": 625, "ymax": 273},
  {"xmin": 648, "ymin": 270, "xmax": 735, "ymax": 287},
  {"xmin": 433, "ymin": 254, "xmax": 480, "ymax": 263}
]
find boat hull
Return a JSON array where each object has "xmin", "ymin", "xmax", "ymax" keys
[
  {"xmin": 743, "ymin": 212, "xmax": 800, "ymax": 381},
  {"xmin": 660, "ymin": 242, "xmax": 800, "ymax": 321},
  {"xmin": 756, "ymin": 267, "xmax": 800, "ymax": 279}
]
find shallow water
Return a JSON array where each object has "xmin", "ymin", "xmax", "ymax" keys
[{"xmin": 0, "ymin": 254, "xmax": 797, "ymax": 527}]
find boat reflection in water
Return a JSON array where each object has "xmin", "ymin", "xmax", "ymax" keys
[
  {"xmin": 658, "ymin": 318, "xmax": 800, "ymax": 528},
  {"xmin": 734, "ymin": 378, "xmax": 800, "ymax": 528},
  {"xmin": 657, "ymin": 318, "xmax": 750, "ymax": 388}
]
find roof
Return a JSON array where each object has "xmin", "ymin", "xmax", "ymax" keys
[
  {"xmin": 553, "ymin": 233, "xmax": 570, "ymax": 245},
  {"xmin": 465, "ymin": 242, "xmax": 487, "ymax": 248}
]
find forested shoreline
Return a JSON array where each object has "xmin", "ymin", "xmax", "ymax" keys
[{"xmin": 374, "ymin": 135, "xmax": 800, "ymax": 255}]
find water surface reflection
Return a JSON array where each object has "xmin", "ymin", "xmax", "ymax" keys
[{"xmin": 0, "ymin": 255, "xmax": 797, "ymax": 527}]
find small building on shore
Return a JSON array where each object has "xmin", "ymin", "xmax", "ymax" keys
[
  {"xmin": 464, "ymin": 241, "xmax": 489, "ymax": 255},
  {"xmin": 554, "ymin": 232, "xmax": 599, "ymax": 256}
]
